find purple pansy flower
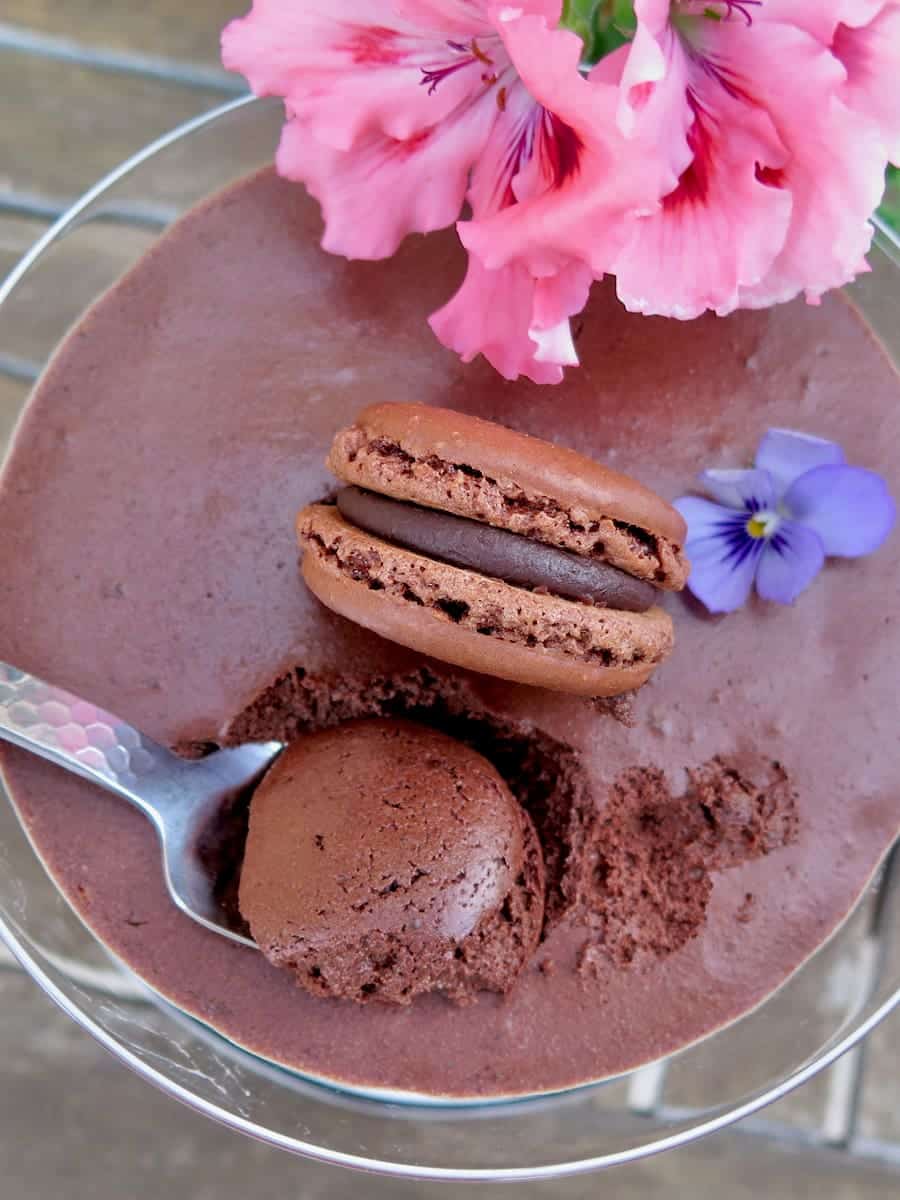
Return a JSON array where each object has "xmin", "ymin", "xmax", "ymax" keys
[{"xmin": 674, "ymin": 429, "xmax": 896, "ymax": 614}]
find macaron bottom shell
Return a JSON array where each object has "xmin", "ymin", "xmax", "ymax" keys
[{"xmin": 299, "ymin": 505, "xmax": 670, "ymax": 697}]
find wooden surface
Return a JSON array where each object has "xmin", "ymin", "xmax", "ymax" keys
[
  {"xmin": 0, "ymin": 216, "xmax": 157, "ymax": 365},
  {"xmin": 2, "ymin": 53, "xmax": 229, "ymax": 200},
  {"xmin": 3, "ymin": 1, "xmax": 244, "ymax": 62},
  {"xmin": 0, "ymin": 212, "xmax": 45, "ymax": 292},
  {"xmin": 0, "ymin": 373, "xmax": 27, "ymax": 450},
  {"xmin": 0, "ymin": 1, "xmax": 246, "ymax": 431}
]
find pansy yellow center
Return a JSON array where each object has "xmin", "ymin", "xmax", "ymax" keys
[{"xmin": 746, "ymin": 510, "xmax": 780, "ymax": 539}]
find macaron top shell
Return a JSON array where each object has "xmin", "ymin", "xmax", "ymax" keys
[{"xmin": 328, "ymin": 402, "xmax": 688, "ymax": 589}]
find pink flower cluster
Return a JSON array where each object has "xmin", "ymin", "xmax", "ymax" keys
[{"xmin": 223, "ymin": 1, "xmax": 900, "ymax": 384}]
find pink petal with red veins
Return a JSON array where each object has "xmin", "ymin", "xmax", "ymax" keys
[
  {"xmin": 392, "ymin": 0, "xmax": 496, "ymax": 35},
  {"xmin": 459, "ymin": 9, "xmax": 645, "ymax": 279},
  {"xmin": 611, "ymin": 21, "xmax": 792, "ymax": 318},
  {"xmin": 398, "ymin": 0, "xmax": 563, "ymax": 26},
  {"xmin": 589, "ymin": 9, "xmax": 696, "ymax": 216},
  {"xmin": 760, "ymin": 2, "xmax": 900, "ymax": 160},
  {"xmin": 277, "ymin": 91, "xmax": 497, "ymax": 260},
  {"xmin": 832, "ymin": 3, "xmax": 900, "ymax": 161},
  {"xmin": 223, "ymin": 0, "xmax": 501, "ymax": 150},
  {"xmin": 429, "ymin": 68, "xmax": 590, "ymax": 384},
  {"xmin": 701, "ymin": 19, "xmax": 890, "ymax": 308},
  {"xmin": 611, "ymin": 0, "xmax": 680, "ymax": 135},
  {"xmin": 497, "ymin": 0, "xmax": 565, "ymax": 20},
  {"xmin": 530, "ymin": 321, "xmax": 579, "ymax": 367},
  {"xmin": 759, "ymin": 0, "xmax": 884, "ymax": 43}
]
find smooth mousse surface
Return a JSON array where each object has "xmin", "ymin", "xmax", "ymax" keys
[{"xmin": 0, "ymin": 168, "xmax": 898, "ymax": 1098}]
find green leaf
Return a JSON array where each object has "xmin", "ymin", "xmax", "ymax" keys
[
  {"xmin": 560, "ymin": 0, "xmax": 635, "ymax": 65},
  {"xmin": 560, "ymin": 0, "xmax": 601, "ymax": 53},
  {"xmin": 878, "ymin": 165, "xmax": 900, "ymax": 232}
]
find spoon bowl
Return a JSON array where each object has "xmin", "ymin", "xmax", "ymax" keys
[{"xmin": 0, "ymin": 662, "xmax": 279, "ymax": 947}]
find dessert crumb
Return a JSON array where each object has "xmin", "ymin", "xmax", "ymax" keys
[
  {"xmin": 736, "ymin": 893, "xmax": 756, "ymax": 924},
  {"xmin": 588, "ymin": 693, "xmax": 636, "ymax": 726},
  {"xmin": 571, "ymin": 757, "xmax": 798, "ymax": 972},
  {"xmin": 576, "ymin": 943, "xmax": 606, "ymax": 981},
  {"xmin": 173, "ymin": 739, "xmax": 219, "ymax": 760},
  {"xmin": 648, "ymin": 707, "xmax": 674, "ymax": 737}
]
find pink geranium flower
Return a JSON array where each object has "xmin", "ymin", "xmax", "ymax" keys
[
  {"xmin": 223, "ymin": 0, "xmax": 635, "ymax": 383},
  {"xmin": 465, "ymin": 0, "xmax": 900, "ymax": 319},
  {"xmin": 224, "ymin": 1, "xmax": 900, "ymax": 382}
]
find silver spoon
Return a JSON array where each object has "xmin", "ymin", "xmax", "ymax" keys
[{"xmin": 0, "ymin": 662, "xmax": 281, "ymax": 949}]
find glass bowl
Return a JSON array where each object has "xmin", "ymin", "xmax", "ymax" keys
[{"xmin": 0, "ymin": 95, "xmax": 898, "ymax": 1182}]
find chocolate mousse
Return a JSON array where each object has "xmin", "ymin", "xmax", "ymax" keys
[
  {"xmin": 0, "ymin": 168, "xmax": 898, "ymax": 1098},
  {"xmin": 239, "ymin": 719, "xmax": 544, "ymax": 1004}
]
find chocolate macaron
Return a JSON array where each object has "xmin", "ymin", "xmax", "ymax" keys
[{"xmin": 298, "ymin": 404, "xmax": 688, "ymax": 696}]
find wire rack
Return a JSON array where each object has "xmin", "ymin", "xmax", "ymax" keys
[{"xmin": 0, "ymin": 11, "xmax": 898, "ymax": 1179}]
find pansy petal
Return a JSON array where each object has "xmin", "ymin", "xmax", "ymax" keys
[
  {"xmin": 755, "ymin": 428, "xmax": 845, "ymax": 497},
  {"xmin": 674, "ymin": 495, "xmax": 741, "ymax": 540},
  {"xmin": 685, "ymin": 541, "xmax": 761, "ymax": 614},
  {"xmin": 784, "ymin": 464, "xmax": 897, "ymax": 557},
  {"xmin": 674, "ymin": 496, "xmax": 761, "ymax": 613},
  {"xmin": 698, "ymin": 467, "xmax": 777, "ymax": 513},
  {"xmin": 756, "ymin": 520, "xmax": 825, "ymax": 604}
]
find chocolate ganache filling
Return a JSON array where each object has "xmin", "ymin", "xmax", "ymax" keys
[{"xmin": 336, "ymin": 487, "xmax": 657, "ymax": 612}]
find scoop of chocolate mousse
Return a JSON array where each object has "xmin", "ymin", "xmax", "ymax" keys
[{"xmin": 239, "ymin": 719, "xmax": 545, "ymax": 1005}]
